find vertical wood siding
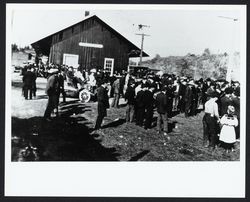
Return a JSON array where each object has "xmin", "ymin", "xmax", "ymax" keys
[{"xmin": 49, "ymin": 18, "xmax": 129, "ymax": 72}]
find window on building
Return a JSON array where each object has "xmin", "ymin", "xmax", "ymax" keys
[{"xmin": 104, "ymin": 58, "xmax": 114, "ymax": 76}]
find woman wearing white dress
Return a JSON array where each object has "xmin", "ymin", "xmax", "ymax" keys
[{"xmin": 219, "ymin": 105, "xmax": 238, "ymax": 153}]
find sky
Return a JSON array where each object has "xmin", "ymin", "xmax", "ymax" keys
[{"xmin": 9, "ymin": 4, "xmax": 244, "ymax": 59}]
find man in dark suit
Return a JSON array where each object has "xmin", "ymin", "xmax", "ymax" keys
[
  {"xmin": 44, "ymin": 69, "xmax": 60, "ymax": 120},
  {"xmin": 155, "ymin": 86, "xmax": 169, "ymax": 137},
  {"xmin": 184, "ymin": 80, "xmax": 194, "ymax": 117},
  {"xmin": 220, "ymin": 87, "xmax": 233, "ymax": 117},
  {"xmin": 125, "ymin": 81, "xmax": 136, "ymax": 123},
  {"xmin": 190, "ymin": 82, "xmax": 198, "ymax": 116},
  {"xmin": 136, "ymin": 84, "xmax": 146, "ymax": 126},
  {"xmin": 143, "ymin": 84, "xmax": 155, "ymax": 130},
  {"xmin": 165, "ymin": 83, "xmax": 174, "ymax": 118},
  {"xmin": 179, "ymin": 79, "xmax": 187, "ymax": 113},
  {"xmin": 94, "ymin": 80, "xmax": 110, "ymax": 130},
  {"xmin": 22, "ymin": 66, "xmax": 35, "ymax": 100}
]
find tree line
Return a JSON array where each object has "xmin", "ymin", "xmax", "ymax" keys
[
  {"xmin": 140, "ymin": 48, "xmax": 240, "ymax": 80},
  {"xmin": 12, "ymin": 43, "xmax": 32, "ymax": 52}
]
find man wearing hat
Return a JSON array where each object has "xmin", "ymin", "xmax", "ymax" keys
[
  {"xmin": 220, "ymin": 87, "xmax": 233, "ymax": 117},
  {"xmin": 179, "ymin": 79, "xmax": 187, "ymax": 113},
  {"xmin": 136, "ymin": 84, "xmax": 146, "ymax": 126},
  {"xmin": 124, "ymin": 81, "xmax": 136, "ymax": 123},
  {"xmin": 202, "ymin": 91, "xmax": 220, "ymax": 149},
  {"xmin": 184, "ymin": 80, "xmax": 194, "ymax": 117},
  {"xmin": 22, "ymin": 66, "xmax": 36, "ymax": 100},
  {"xmin": 94, "ymin": 79, "xmax": 110, "ymax": 131},
  {"xmin": 44, "ymin": 68, "xmax": 60, "ymax": 120},
  {"xmin": 155, "ymin": 86, "xmax": 169, "ymax": 137},
  {"xmin": 143, "ymin": 83, "xmax": 155, "ymax": 130}
]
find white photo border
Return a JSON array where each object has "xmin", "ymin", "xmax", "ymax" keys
[{"xmin": 5, "ymin": 3, "xmax": 247, "ymax": 197}]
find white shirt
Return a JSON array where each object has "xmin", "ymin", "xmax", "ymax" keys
[
  {"xmin": 204, "ymin": 99, "xmax": 219, "ymax": 118},
  {"xmin": 89, "ymin": 73, "xmax": 96, "ymax": 86}
]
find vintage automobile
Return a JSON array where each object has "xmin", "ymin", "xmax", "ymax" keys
[{"xmin": 64, "ymin": 74, "xmax": 97, "ymax": 103}]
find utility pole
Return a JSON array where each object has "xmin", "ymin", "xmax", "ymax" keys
[
  {"xmin": 135, "ymin": 24, "xmax": 150, "ymax": 65},
  {"xmin": 136, "ymin": 33, "xmax": 150, "ymax": 64}
]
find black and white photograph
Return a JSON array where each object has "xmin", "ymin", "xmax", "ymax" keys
[{"xmin": 5, "ymin": 3, "xmax": 246, "ymax": 197}]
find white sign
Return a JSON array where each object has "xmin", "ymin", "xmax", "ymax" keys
[{"xmin": 79, "ymin": 42, "xmax": 103, "ymax": 48}]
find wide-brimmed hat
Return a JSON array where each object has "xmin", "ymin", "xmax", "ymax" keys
[{"xmin": 48, "ymin": 68, "xmax": 59, "ymax": 74}]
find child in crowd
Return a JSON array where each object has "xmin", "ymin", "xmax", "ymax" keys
[{"xmin": 219, "ymin": 105, "xmax": 238, "ymax": 153}]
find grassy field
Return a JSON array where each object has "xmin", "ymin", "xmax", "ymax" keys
[{"xmin": 11, "ymin": 73, "xmax": 240, "ymax": 161}]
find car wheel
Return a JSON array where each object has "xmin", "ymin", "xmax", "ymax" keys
[{"xmin": 79, "ymin": 89, "xmax": 91, "ymax": 103}]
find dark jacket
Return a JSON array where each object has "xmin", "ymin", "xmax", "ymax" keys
[
  {"xmin": 23, "ymin": 71, "xmax": 35, "ymax": 87},
  {"xmin": 97, "ymin": 86, "xmax": 110, "ymax": 108},
  {"xmin": 58, "ymin": 74, "xmax": 65, "ymax": 89},
  {"xmin": 179, "ymin": 84, "xmax": 186, "ymax": 97},
  {"xmin": 220, "ymin": 95, "xmax": 232, "ymax": 116},
  {"xmin": 136, "ymin": 90, "xmax": 145, "ymax": 108},
  {"xmin": 45, "ymin": 74, "xmax": 59, "ymax": 96},
  {"xmin": 143, "ymin": 90, "xmax": 154, "ymax": 109},
  {"xmin": 192, "ymin": 86, "xmax": 198, "ymax": 101},
  {"xmin": 232, "ymin": 96, "xmax": 240, "ymax": 119},
  {"xmin": 125, "ymin": 86, "xmax": 135, "ymax": 105},
  {"xmin": 185, "ymin": 85, "xmax": 193, "ymax": 104},
  {"xmin": 156, "ymin": 92, "xmax": 168, "ymax": 114},
  {"xmin": 166, "ymin": 86, "xmax": 175, "ymax": 100}
]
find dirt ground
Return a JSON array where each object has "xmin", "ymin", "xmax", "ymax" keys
[{"xmin": 11, "ymin": 72, "xmax": 240, "ymax": 161}]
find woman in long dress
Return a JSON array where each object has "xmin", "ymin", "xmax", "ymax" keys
[{"xmin": 219, "ymin": 105, "xmax": 238, "ymax": 153}]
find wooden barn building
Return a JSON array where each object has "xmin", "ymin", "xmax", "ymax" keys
[{"xmin": 31, "ymin": 15, "xmax": 149, "ymax": 75}]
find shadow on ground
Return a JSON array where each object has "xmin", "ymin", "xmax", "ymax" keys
[
  {"xmin": 11, "ymin": 101, "xmax": 120, "ymax": 161},
  {"xmin": 102, "ymin": 118, "xmax": 126, "ymax": 129}
]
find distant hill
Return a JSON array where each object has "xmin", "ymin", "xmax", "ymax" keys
[{"xmin": 141, "ymin": 49, "xmax": 240, "ymax": 81}]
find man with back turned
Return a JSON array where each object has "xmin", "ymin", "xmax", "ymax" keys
[{"xmin": 94, "ymin": 79, "xmax": 110, "ymax": 131}]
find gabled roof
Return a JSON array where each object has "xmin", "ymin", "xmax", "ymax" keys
[{"xmin": 31, "ymin": 15, "xmax": 149, "ymax": 58}]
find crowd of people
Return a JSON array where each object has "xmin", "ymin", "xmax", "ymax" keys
[
  {"xmin": 20, "ymin": 62, "xmax": 241, "ymax": 153},
  {"xmin": 91, "ymin": 69, "xmax": 241, "ymax": 153}
]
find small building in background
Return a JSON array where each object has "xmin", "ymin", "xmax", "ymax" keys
[
  {"xmin": 31, "ymin": 15, "xmax": 149, "ymax": 75},
  {"xmin": 11, "ymin": 49, "xmax": 36, "ymax": 67}
]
